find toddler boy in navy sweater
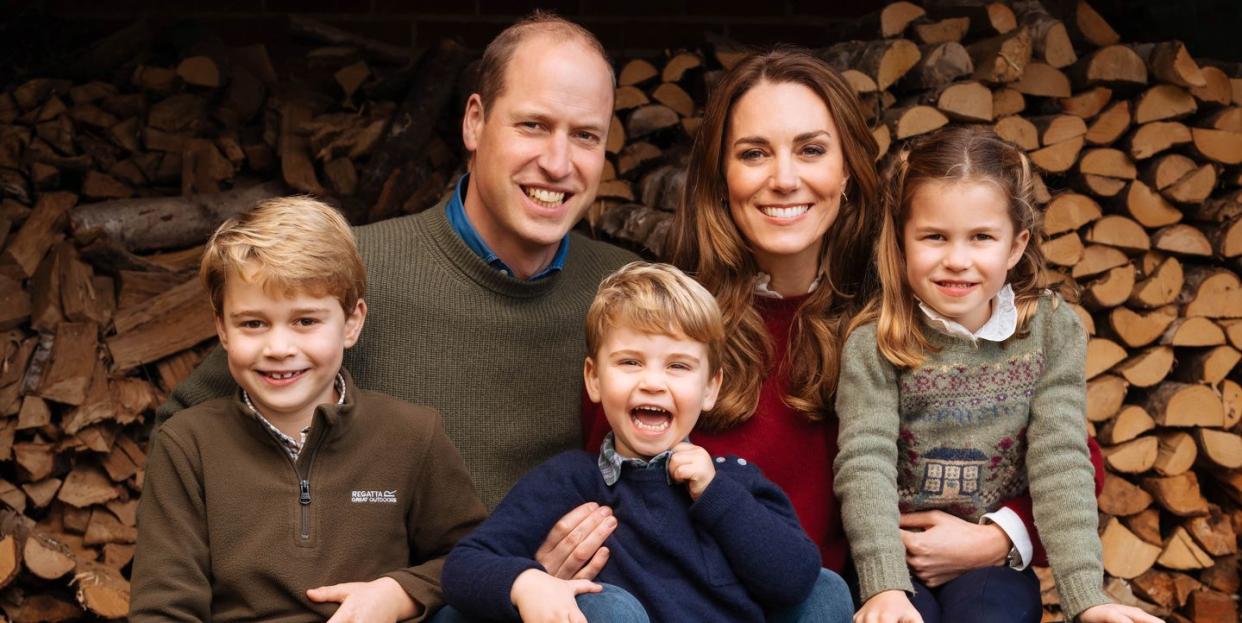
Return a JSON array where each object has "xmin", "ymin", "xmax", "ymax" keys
[{"xmin": 440, "ymin": 262, "xmax": 821, "ymax": 622}]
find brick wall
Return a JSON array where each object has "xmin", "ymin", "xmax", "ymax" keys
[{"xmin": 38, "ymin": 0, "xmax": 879, "ymax": 55}]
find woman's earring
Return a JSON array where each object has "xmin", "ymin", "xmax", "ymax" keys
[{"xmin": 841, "ymin": 185, "xmax": 849, "ymax": 205}]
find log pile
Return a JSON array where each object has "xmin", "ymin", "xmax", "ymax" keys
[{"xmin": 0, "ymin": 2, "xmax": 1238, "ymax": 620}]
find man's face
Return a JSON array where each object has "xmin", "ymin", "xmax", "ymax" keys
[{"xmin": 462, "ymin": 35, "xmax": 614, "ymax": 275}]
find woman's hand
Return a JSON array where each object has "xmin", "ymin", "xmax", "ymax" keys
[
  {"xmin": 899, "ymin": 510, "xmax": 1009, "ymax": 587},
  {"xmin": 510, "ymin": 569, "xmax": 601, "ymax": 623},
  {"xmin": 534, "ymin": 502, "xmax": 617, "ymax": 580},
  {"xmin": 854, "ymin": 590, "xmax": 923, "ymax": 623},
  {"xmin": 1078, "ymin": 603, "xmax": 1164, "ymax": 623}
]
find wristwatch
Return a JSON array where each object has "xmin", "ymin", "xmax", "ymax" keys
[{"xmin": 1005, "ymin": 544, "xmax": 1023, "ymax": 569}]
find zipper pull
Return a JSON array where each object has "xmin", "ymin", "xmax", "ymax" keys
[{"xmin": 299, "ymin": 480, "xmax": 311, "ymax": 505}]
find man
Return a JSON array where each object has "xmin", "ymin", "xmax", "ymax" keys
[{"xmin": 159, "ymin": 13, "xmax": 633, "ymax": 581}]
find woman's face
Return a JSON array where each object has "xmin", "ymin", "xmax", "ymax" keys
[{"xmin": 725, "ymin": 80, "xmax": 849, "ymax": 277}]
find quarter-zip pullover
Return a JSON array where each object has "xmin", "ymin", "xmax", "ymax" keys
[{"xmin": 131, "ymin": 371, "xmax": 487, "ymax": 622}]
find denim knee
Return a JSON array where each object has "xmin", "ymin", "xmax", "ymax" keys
[
  {"xmin": 768, "ymin": 568, "xmax": 854, "ymax": 623},
  {"xmin": 576, "ymin": 583, "xmax": 650, "ymax": 623}
]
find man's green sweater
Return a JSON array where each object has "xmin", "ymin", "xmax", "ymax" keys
[
  {"xmin": 158, "ymin": 203, "xmax": 637, "ymax": 507},
  {"xmin": 834, "ymin": 295, "xmax": 1111, "ymax": 619}
]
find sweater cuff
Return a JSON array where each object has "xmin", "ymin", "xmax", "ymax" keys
[
  {"xmin": 382, "ymin": 570, "xmax": 441, "ymax": 622},
  {"xmin": 856, "ymin": 554, "xmax": 914, "ymax": 603},
  {"xmin": 1056, "ymin": 570, "xmax": 1112, "ymax": 620},
  {"xmin": 688, "ymin": 469, "xmax": 747, "ymax": 529}
]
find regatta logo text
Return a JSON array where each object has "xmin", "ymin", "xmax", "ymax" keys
[{"xmin": 351, "ymin": 490, "xmax": 398, "ymax": 504}]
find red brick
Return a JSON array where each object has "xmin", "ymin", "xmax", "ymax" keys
[
  {"xmin": 265, "ymin": 0, "xmax": 374, "ymax": 13},
  {"xmin": 320, "ymin": 17, "xmax": 415, "ymax": 47},
  {"xmin": 372, "ymin": 0, "xmax": 474, "ymax": 14},
  {"xmin": 414, "ymin": 20, "xmax": 507, "ymax": 49},
  {"xmin": 477, "ymin": 0, "xmax": 579, "ymax": 16},
  {"xmin": 788, "ymin": 0, "xmax": 873, "ymax": 19},
  {"xmin": 580, "ymin": 0, "xmax": 686, "ymax": 16},
  {"xmin": 686, "ymin": 0, "xmax": 784, "ymax": 17},
  {"xmin": 616, "ymin": 21, "xmax": 725, "ymax": 51},
  {"xmin": 726, "ymin": 21, "xmax": 832, "ymax": 48}
]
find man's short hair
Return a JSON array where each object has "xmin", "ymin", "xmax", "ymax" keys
[
  {"xmin": 476, "ymin": 10, "xmax": 615, "ymax": 110},
  {"xmin": 585, "ymin": 262, "xmax": 724, "ymax": 374},
  {"xmin": 200, "ymin": 196, "xmax": 366, "ymax": 316}
]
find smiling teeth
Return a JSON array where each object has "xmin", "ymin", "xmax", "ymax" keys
[
  {"xmin": 760, "ymin": 205, "xmax": 810, "ymax": 218},
  {"xmin": 267, "ymin": 371, "xmax": 299, "ymax": 379},
  {"xmin": 526, "ymin": 187, "xmax": 565, "ymax": 207},
  {"xmin": 633, "ymin": 418, "xmax": 670, "ymax": 432}
]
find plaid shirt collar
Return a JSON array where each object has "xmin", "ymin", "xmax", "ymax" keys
[
  {"xmin": 241, "ymin": 372, "xmax": 347, "ymax": 462},
  {"xmin": 596, "ymin": 432, "xmax": 684, "ymax": 486}
]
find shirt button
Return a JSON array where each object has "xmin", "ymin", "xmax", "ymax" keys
[
  {"xmin": 737, "ymin": 458, "xmax": 748, "ymax": 466},
  {"xmin": 715, "ymin": 457, "xmax": 725, "ymax": 463}
]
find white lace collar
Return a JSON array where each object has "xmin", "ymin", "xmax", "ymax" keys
[
  {"xmin": 754, "ymin": 272, "xmax": 821, "ymax": 299},
  {"xmin": 918, "ymin": 284, "xmax": 1017, "ymax": 343}
]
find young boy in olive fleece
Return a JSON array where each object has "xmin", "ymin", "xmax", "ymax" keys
[{"xmin": 131, "ymin": 197, "xmax": 486, "ymax": 623}]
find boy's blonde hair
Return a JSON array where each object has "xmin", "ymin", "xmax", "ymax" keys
[
  {"xmin": 201, "ymin": 196, "xmax": 366, "ymax": 316},
  {"xmin": 586, "ymin": 262, "xmax": 725, "ymax": 374}
]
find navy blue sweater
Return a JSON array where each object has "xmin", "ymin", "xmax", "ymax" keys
[{"xmin": 441, "ymin": 450, "xmax": 821, "ymax": 622}]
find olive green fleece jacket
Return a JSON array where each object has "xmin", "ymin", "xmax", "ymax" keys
[
  {"xmin": 834, "ymin": 295, "xmax": 1111, "ymax": 619},
  {"xmin": 130, "ymin": 371, "xmax": 487, "ymax": 622},
  {"xmin": 156, "ymin": 201, "xmax": 638, "ymax": 508}
]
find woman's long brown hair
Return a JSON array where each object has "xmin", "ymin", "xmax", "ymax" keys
[{"xmin": 668, "ymin": 48, "xmax": 881, "ymax": 430}]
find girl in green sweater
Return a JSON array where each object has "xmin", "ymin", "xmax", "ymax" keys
[{"xmin": 834, "ymin": 126, "xmax": 1162, "ymax": 623}]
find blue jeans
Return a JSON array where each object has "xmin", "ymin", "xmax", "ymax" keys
[
  {"xmin": 430, "ymin": 583, "xmax": 649, "ymax": 623},
  {"xmin": 431, "ymin": 568, "xmax": 851, "ymax": 622},
  {"xmin": 909, "ymin": 566, "xmax": 1041, "ymax": 623},
  {"xmin": 768, "ymin": 568, "xmax": 854, "ymax": 623}
]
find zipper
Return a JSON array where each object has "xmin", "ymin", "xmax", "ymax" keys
[
  {"xmin": 294, "ymin": 437, "xmax": 324, "ymax": 543},
  {"xmin": 299, "ymin": 479, "xmax": 311, "ymax": 539}
]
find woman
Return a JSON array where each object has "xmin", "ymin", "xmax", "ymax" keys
[{"xmin": 587, "ymin": 48, "xmax": 1095, "ymax": 591}]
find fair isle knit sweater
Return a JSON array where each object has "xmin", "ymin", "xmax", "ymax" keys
[
  {"xmin": 156, "ymin": 202, "xmax": 637, "ymax": 508},
  {"xmin": 834, "ymin": 295, "xmax": 1111, "ymax": 618}
]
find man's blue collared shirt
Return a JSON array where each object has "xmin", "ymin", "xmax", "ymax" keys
[{"xmin": 445, "ymin": 174, "xmax": 569, "ymax": 280}]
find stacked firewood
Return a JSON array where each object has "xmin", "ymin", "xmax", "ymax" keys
[{"xmin": 0, "ymin": 1, "xmax": 1239, "ymax": 620}]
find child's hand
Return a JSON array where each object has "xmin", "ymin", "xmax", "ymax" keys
[
  {"xmin": 855, "ymin": 590, "xmax": 923, "ymax": 623},
  {"xmin": 306, "ymin": 577, "xmax": 415, "ymax": 623},
  {"xmin": 668, "ymin": 442, "xmax": 716, "ymax": 500},
  {"xmin": 1078, "ymin": 603, "xmax": 1164, "ymax": 623},
  {"xmin": 510, "ymin": 568, "xmax": 601, "ymax": 623}
]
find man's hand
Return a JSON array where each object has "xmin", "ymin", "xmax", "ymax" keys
[
  {"xmin": 307, "ymin": 577, "xmax": 416, "ymax": 623},
  {"xmin": 668, "ymin": 443, "xmax": 716, "ymax": 501},
  {"xmin": 535, "ymin": 502, "xmax": 616, "ymax": 580},
  {"xmin": 1078, "ymin": 603, "xmax": 1164, "ymax": 623},
  {"xmin": 510, "ymin": 569, "xmax": 601, "ymax": 623},
  {"xmin": 899, "ymin": 510, "xmax": 1009, "ymax": 587},
  {"xmin": 854, "ymin": 589, "xmax": 923, "ymax": 623}
]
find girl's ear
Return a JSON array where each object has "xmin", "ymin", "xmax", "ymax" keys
[{"xmin": 1007, "ymin": 228, "xmax": 1031, "ymax": 270}]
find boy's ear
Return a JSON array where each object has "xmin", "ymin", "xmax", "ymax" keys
[
  {"xmin": 213, "ymin": 314, "xmax": 229, "ymax": 351},
  {"xmin": 701, "ymin": 368, "xmax": 723, "ymax": 412},
  {"xmin": 1007, "ymin": 228, "xmax": 1031, "ymax": 270},
  {"xmin": 342, "ymin": 299, "xmax": 368, "ymax": 348},
  {"xmin": 583, "ymin": 356, "xmax": 602, "ymax": 403}
]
